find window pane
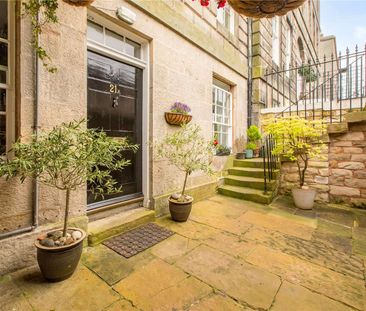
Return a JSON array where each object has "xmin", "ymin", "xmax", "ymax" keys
[
  {"xmin": 105, "ymin": 29, "xmax": 124, "ymax": 52},
  {"xmin": 0, "ymin": 115, "xmax": 5, "ymax": 155},
  {"xmin": 0, "ymin": 70, "xmax": 6, "ymax": 84},
  {"xmin": 0, "ymin": 88, "xmax": 5, "ymax": 111},
  {"xmin": 0, "ymin": 1, "xmax": 7, "ymax": 40},
  {"xmin": 0, "ymin": 42, "xmax": 8, "ymax": 67},
  {"xmin": 125, "ymin": 38, "xmax": 141, "ymax": 58},
  {"xmin": 87, "ymin": 21, "xmax": 104, "ymax": 43}
]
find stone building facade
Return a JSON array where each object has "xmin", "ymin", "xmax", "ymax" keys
[{"xmin": 0, "ymin": 0, "xmax": 250, "ymax": 274}]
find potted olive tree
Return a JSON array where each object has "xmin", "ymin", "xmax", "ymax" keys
[
  {"xmin": 156, "ymin": 123, "xmax": 215, "ymax": 222},
  {"xmin": 0, "ymin": 120, "xmax": 137, "ymax": 281},
  {"xmin": 266, "ymin": 116, "xmax": 325, "ymax": 210}
]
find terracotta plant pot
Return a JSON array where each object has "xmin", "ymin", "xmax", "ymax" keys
[
  {"xmin": 168, "ymin": 198, "xmax": 193, "ymax": 222},
  {"xmin": 35, "ymin": 228, "xmax": 86, "ymax": 282},
  {"xmin": 165, "ymin": 112, "xmax": 192, "ymax": 126},
  {"xmin": 62, "ymin": 0, "xmax": 94, "ymax": 7},
  {"xmin": 292, "ymin": 188, "xmax": 316, "ymax": 210}
]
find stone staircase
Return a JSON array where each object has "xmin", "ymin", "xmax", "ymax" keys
[{"xmin": 218, "ymin": 158, "xmax": 279, "ymax": 204}]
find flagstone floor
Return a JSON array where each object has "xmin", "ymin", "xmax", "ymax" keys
[{"xmin": 1, "ymin": 195, "xmax": 366, "ymax": 311}]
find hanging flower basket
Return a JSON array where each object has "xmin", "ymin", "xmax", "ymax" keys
[
  {"xmin": 165, "ymin": 112, "xmax": 192, "ymax": 126},
  {"xmin": 227, "ymin": 0, "xmax": 307, "ymax": 18},
  {"xmin": 62, "ymin": 0, "xmax": 95, "ymax": 7}
]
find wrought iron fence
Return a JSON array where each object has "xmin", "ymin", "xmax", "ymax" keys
[
  {"xmin": 263, "ymin": 45, "xmax": 366, "ymax": 123},
  {"xmin": 261, "ymin": 134, "xmax": 279, "ymax": 194}
]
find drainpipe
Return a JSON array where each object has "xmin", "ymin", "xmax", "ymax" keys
[
  {"xmin": 247, "ymin": 17, "xmax": 253, "ymax": 127},
  {"xmin": 0, "ymin": 10, "xmax": 39, "ymax": 240}
]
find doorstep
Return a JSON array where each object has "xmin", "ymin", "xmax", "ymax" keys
[{"xmin": 88, "ymin": 208, "xmax": 155, "ymax": 246}]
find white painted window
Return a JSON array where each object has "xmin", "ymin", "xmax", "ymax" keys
[
  {"xmin": 285, "ymin": 21, "xmax": 292, "ymax": 75},
  {"xmin": 272, "ymin": 17, "xmax": 280, "ymax": 65},
  {"xmin": 217, "ymin": 6, "xmax": 235, "ymax": 34},
  {"xmin": 212, "ymin": 80, "xmax": 232, "ymax": 148},
  {"xmin": 87, "ymin": 20, "xmax": 142, "ymax": 60}
]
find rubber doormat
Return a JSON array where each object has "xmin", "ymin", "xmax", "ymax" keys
[{"xmin": 103, "ymin": 223, "xmax": 174, "ymax": 258}]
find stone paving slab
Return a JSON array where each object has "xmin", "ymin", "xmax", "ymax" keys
[
  {"xmin": 176, "ymin": 245, "xmax": 281, "ymax": 310},
  {"xmin": 271, "ymin": 281, "xmax": 355, "ymax": 311},
  {"xmin": 239, "ymin": 211, "xmax": 316, "ymax": 240},
  {"xmin": 82, "ymin": 245, "xmax": 155, "ymax": 285},
  {"xmin": 0, "ymin": 275, "xmax": 33, "ymax": 311},
  {"xmin": 243, "ymin": 227, "xmax": 364, "ymax": 279},
  {"xmin": 246, "ymin": 245, "xmax": 366, "ymax": 310},
  {"xmin": 104, "ymin": 299, "xmax": 138, "ymax": 311},
  {"xmin": 11, "ymin": 265, "xmax": 120, "ymax": 311},
  {"xmin": 188, "ymin": 293, "xmax": 254, "ymax": 310}
]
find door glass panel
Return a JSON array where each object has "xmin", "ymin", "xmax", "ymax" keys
[
  {"xmin": 125, "ymin": 38, "xmax": 141, "ymax": 58},
  {"xmin": 0, "ymin": 1, "xmax": 7, "ymax": 40},
  {"xmin": 0, "ymin": 42, "xmax": 8, "ymax": 67},
  {"xmin": 87, "ymin": 21, "xmax": 104, "ymax": 44},
  {"xmin": 0, "ymin": 88, "xmax": 5, "ymax": 111},
  {"xmin": 0, "ymin": 70, "xmax": 6, "ymax": 84},
  {"xmin": 105, "ymin": 29, "xmax": 124, "ymax": 52}
]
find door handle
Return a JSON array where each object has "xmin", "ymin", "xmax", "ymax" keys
[{"xmin": 112, "ymin": 97, "xmax": 119, "ymax": 108}]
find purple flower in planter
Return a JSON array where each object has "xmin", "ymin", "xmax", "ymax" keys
[{"xmin": 170, "ymin": 101, "xmax": 191, "ymax": 115}]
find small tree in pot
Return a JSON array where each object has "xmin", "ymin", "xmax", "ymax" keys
[
  {"xmin": 265, "ymin": 116, "xmax": 326, "ymax": 210},
  {"xmin": 156, "ymin": 123, "xmax": 215, "ymax": 222},
  {"xmin": 0, "ymin": 120, "xmax": 137, "ymax": 281},
  {"xmin": 246, "ymin": 125, "xmax": 262, "ymax": 158}
]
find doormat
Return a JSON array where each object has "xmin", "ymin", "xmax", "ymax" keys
[{"xmin": 103, "ymin": 223, "xmax": 174, "ymax": 258}]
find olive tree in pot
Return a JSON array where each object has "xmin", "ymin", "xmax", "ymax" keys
[
  {"xmin": 265, "ymin": 116, "xmax": 325, "ymax": 210},
  {"xmin": 0, "ymin": 120, "xmax": 137, "ymax": 282},
  {"xmin": 156, "ymin": 123, "xmax": 215, "ymax": 222}
]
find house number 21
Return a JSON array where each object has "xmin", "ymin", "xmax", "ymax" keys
[{"xmin": 109, "ymin": 83, "xmax": 120, "ymax": 94}]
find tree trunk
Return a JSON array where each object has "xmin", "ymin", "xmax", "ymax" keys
[
  {"xmin": 63, "ymin": 189, "xmax": 71, "ymax": 237},
  {"xmin": 181, "ymin": 171, "xmax": 189, "ymax": 197}
]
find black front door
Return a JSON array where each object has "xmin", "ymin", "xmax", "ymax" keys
[{"xmin": 87, "ymin": 50, "xmax": 143, "ymax": 207}]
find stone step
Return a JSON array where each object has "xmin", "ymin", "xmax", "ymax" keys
[
  {"xmin": 233, "ymin": 158, "xmax": 265, "ymax": 168},
  {"xmin": 218, "ymin": 185, "xmax": 273, "ymax": 204},
  {"xmin": 228, "ymin": 167, "xmax": 280, "ymax": 178},
  {"xmin": 224, "ymin": 175, "xmax": 277, "ymax": 191},
  {"xmin": 88, "ymin": 208, "xmax": 155, "ymax": 246}
]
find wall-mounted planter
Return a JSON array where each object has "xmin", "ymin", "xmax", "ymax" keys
[
  {"xmin": 62, "ymin": 0, "xmax": 95, "ymax": 7},
  {"xmin": 165, "ymin": 112, "xmax": 192, "ymax": 126}
]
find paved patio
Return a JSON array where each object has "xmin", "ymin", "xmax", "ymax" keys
[{"xmin": 1, "ymin": 195, "xmax": 366, "ymax": 311}]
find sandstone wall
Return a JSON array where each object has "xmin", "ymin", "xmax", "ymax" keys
[{"xmin": 328, "ymin": 122, "xmax": 366, "ymax": 207}]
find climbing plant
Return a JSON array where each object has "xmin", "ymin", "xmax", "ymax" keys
[{"xmin": 22, "ymin": 0, "xmax": 59, "ymax": 73}]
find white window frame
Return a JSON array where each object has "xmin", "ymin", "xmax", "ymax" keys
[
  {"xmin": 272, "ymin": 17, "xmax": 281, "ymax": 65},
  {"xmin": 0, "ymin": 1, "xmax": 15, "ymax": 157},
  {"xmin": 217, "ymin": 5, "xmax": 235, "ymax": 34},
  {"xmin": 212, "ymin": 83, "xmax": 233, "ymax": 149},
  {"xmin": 284, "ymin": 21, "xmax": 292, "ymax": 76},
  {"xmin": 87, "ymin": 12, "xmax": 150, "ymax": 208}
]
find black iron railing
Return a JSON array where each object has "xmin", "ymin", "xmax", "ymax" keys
[
  {"xmin": 263, "ymin": 45, "xmax": 366, "ymax": 123},
  {"xmin": 261, "ymin": 134, "xmax": 279, "ymax": 194}
]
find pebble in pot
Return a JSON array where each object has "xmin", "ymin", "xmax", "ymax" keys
[
  {"xmin": 72, "ymin": 230, "xmax": 82, "ymax": 240},
  {"xmin": 40, "ymin": 238, "xmax": 55, "ymax": 247}
]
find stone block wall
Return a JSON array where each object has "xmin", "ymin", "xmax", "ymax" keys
[{"xmin": 328, "ymin": 122, "xmax": 366, "ymax": 207}]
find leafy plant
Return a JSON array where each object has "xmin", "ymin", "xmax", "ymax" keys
[
  {"xmin": 247, "ymin": 125, "xmax": 262, "ymax": 142},
  {"xmin": 298, "ymin": 64, "xmax": 318, "ymax": 83},
  {"xmin": 216, "ymin": 144, "xmax": 231, "ymax": 155},
  {"xmin": 170, "ymin": 102, "xmax": 191, "ymax": 115},
  {"xmin": 156, "ymin": 123, "xmax": 215, "ymax": 200},
  {"xmin": 246, "ymin": 142, "xmax": 257, "ymax": 151},
  {"xmin": 265, "ymin": 116, "xmax": 326, "ymax": 188},
  {"xmin": 0, "ymin": 120, "xmax": 138, "ymax": 236},
  {"xmin": 22, "ymin": 0, "xmax": 59, "ymax": 72}
]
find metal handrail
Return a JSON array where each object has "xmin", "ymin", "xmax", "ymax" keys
[{"xmin": 260, "ymin": 134, "xmax": 278, "ymax": 194}]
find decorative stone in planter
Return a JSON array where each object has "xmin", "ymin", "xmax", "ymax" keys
[
  {"xmin": 228, "ymin": 0, "xmax": 306, "ymax": 18},
  {"xmin": 62, "ymin": 0, "xmax": 95, "ymax": 6},
  {"xmin": 165, "ymin": 112, "xmax": 192, "ymax": 126}
]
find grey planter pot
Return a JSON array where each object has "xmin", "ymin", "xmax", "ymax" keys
[{"xmin": 292, "ymin": 188, "xmax": 316, "ymax": 210}]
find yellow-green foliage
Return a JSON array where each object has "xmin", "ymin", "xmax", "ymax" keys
[{"xmin": 265, "ymin": 116, "xmax": 326, "ymax": 187}]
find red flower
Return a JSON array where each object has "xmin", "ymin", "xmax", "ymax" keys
[
  {"xmin": 213, "ymin": 139, "xmax": 219, "ymax": 146},
  {"xmin": 200, "ymin": 0, "xmax": 210, "ymax": 6},
  {"xmin": 217, "ymin": 0, "xmax": 226, "ymax": 8}
]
